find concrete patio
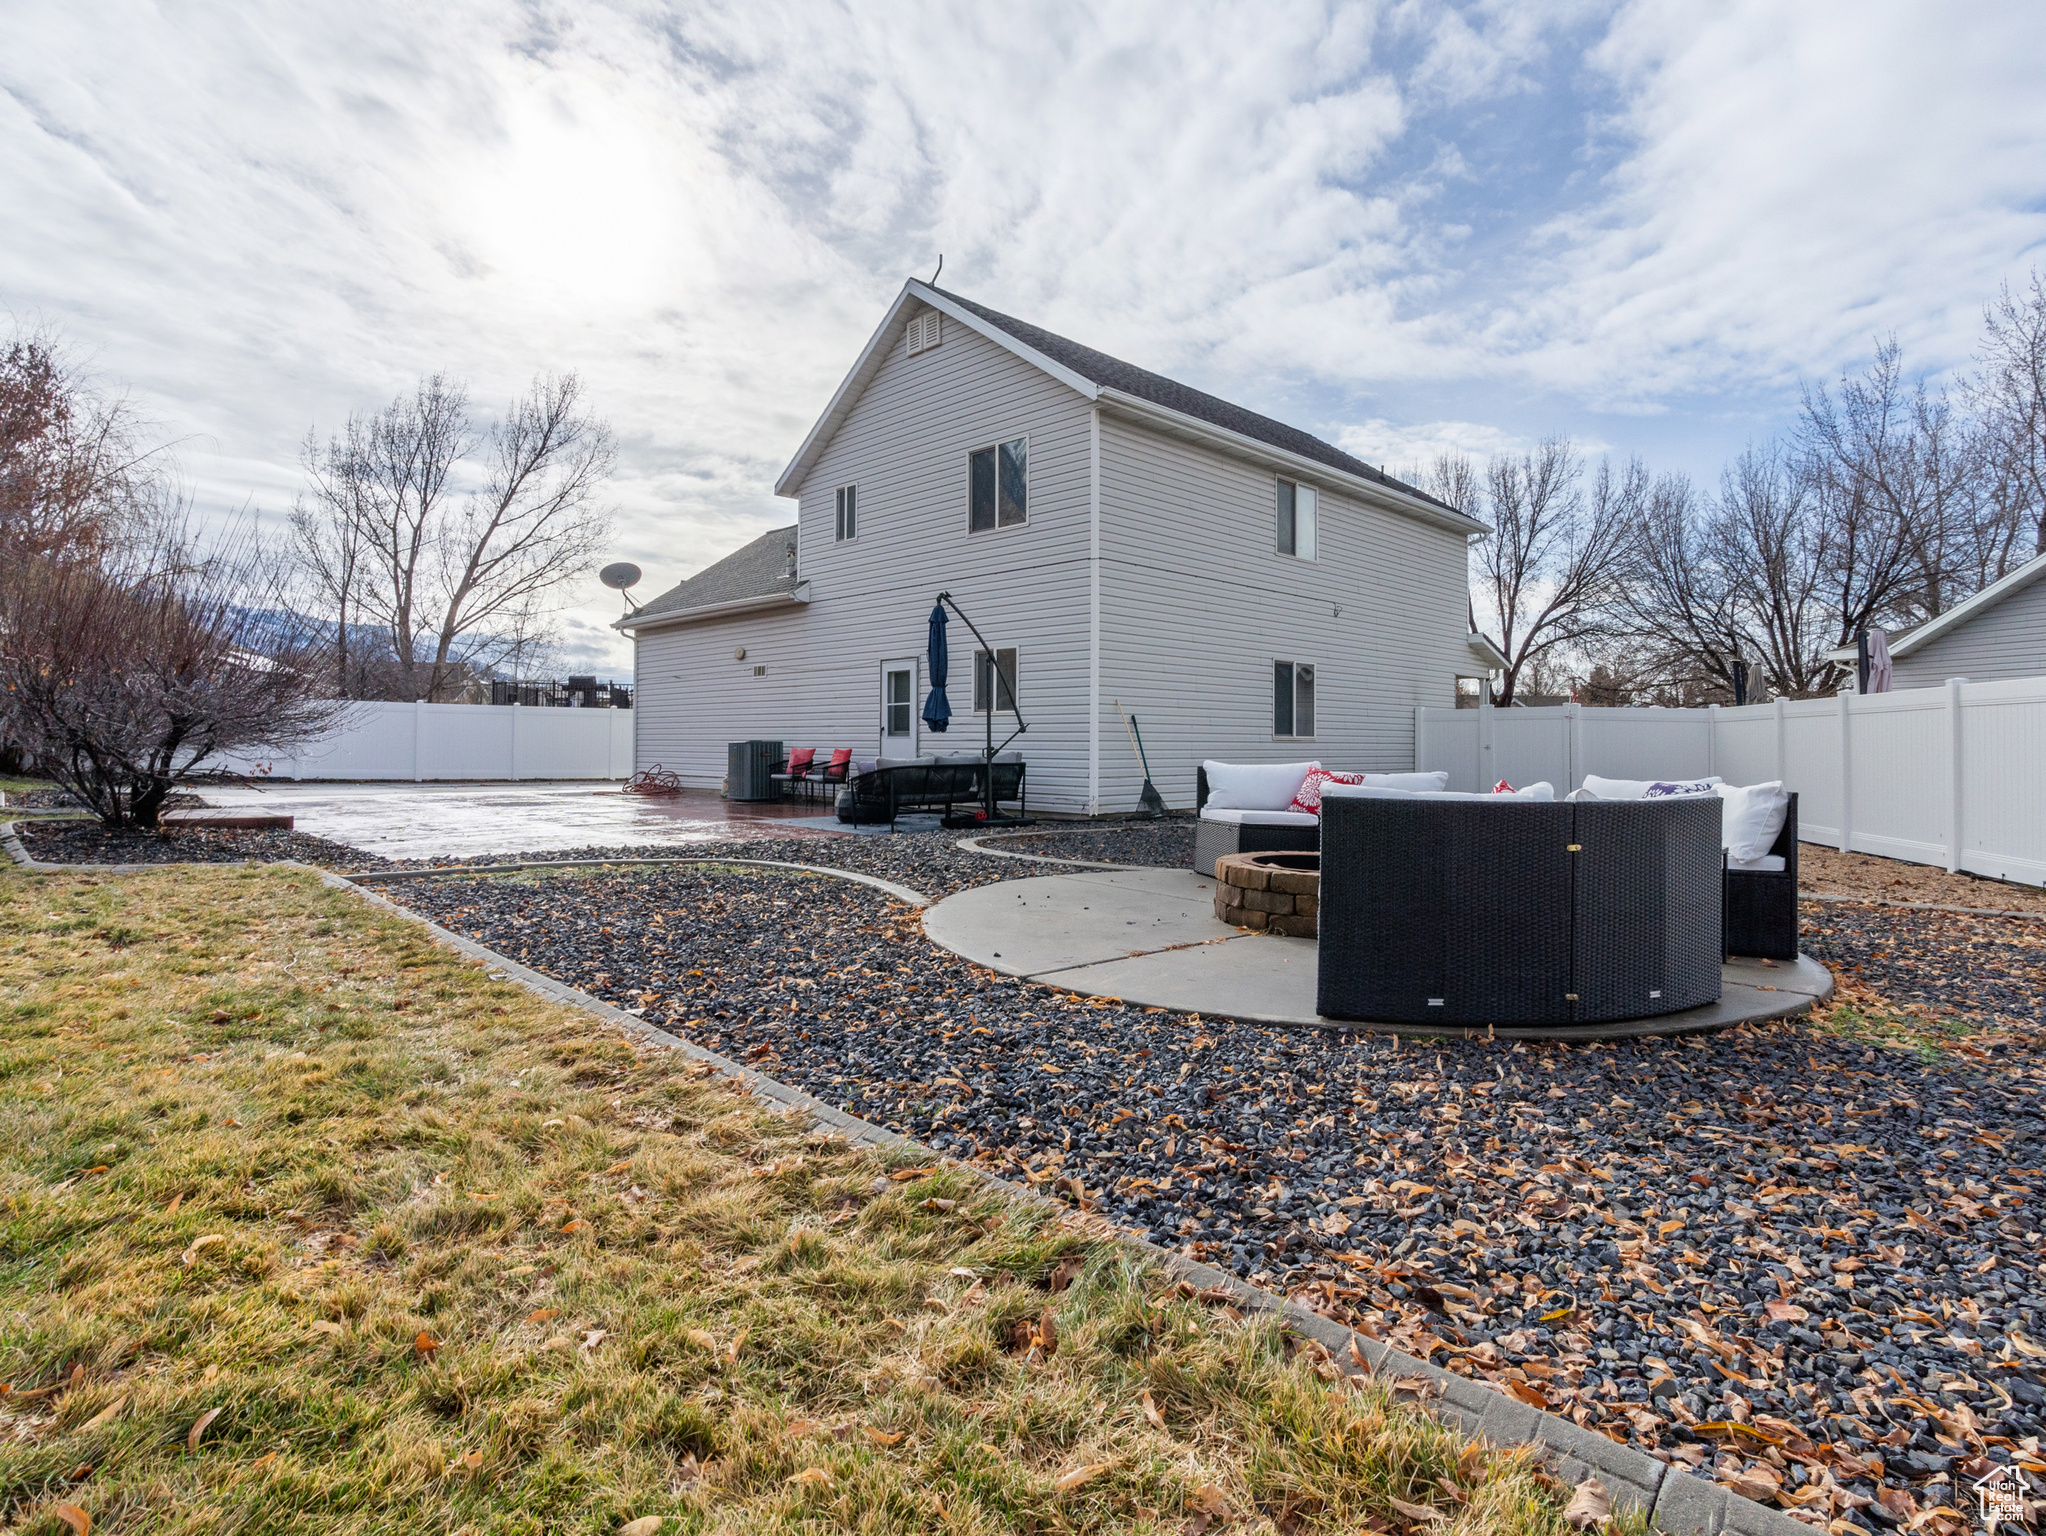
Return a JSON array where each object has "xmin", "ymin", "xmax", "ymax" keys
[{"xmin": 921, "ymin": 866, "xmax": 1835, "ymax": 1039}]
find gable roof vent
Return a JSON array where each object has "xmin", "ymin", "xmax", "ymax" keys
[{"xmin": 907, "ymin": 311, "xmax": 942, "ymax": 356}]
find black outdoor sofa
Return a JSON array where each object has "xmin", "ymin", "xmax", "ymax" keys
[
  {"xmin": 1723, "ymin": 791, "xmax": 1798, "ymax": 961},
  {"xmin": 1315, "ymin": 792, "xmax": 1724, "ymax": 1027},
  {"xmin": 838, "ymin": 757, "xmax": 1027, "ymax": 829},
  {"xmin": 1192, "ymin": 763, "xmax": 1320, "ymax": 874}
]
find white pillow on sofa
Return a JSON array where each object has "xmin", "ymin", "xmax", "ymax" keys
[
  {"xmin": 1361, "ymin": 771, "xmax": 1450, "ymax": 792},
  {"xmin": 1579, "ymin": 774, "xmax": 1722, "ymax": 800},
  {"xmin": 1202, "ymin": 759, "xmax": 1320, "ymax": 812},
  {"xmin": 1718, "ymin": 780, "xmax": 1790, "ymax": 863}
]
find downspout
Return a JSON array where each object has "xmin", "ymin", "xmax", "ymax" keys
[{"xmin": 1088, "ymin": 405, "xmax": 1102, "ymax": 816}]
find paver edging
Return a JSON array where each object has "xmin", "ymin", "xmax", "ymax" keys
[{"xmin": 0, "ymin": 820, "xmax": 1816, "ymax": 1536}]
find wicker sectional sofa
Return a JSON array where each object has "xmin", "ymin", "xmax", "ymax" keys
[{"xmin": 1315, "ymin": 790, "xmax": 1724, "ymax": 1027}]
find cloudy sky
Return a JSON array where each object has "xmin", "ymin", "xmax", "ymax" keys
[{"xmin": 6, "ymin": 0, "xmax": 2043, "ymax": 674}]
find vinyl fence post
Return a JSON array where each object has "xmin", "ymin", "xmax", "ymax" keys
[
  {"xmin": 1476, "ymin": 684, "xmax": 1493, "ymax": 791},
  {"xmin": 1414, "ymin": 705, "xmax": 1427, "ymax": 775},
  {"xmin": 1706, "ymin": 703, "xmax": 1719, "ymax": 780},
  {"xmin": 1946, "ymin": 677, "xmax": 1965, "ymax": 874},
  {"xmin": 509, "ymin": 701, "xmax": 522, "ymax": 782},
  {"xmin": 1837, "ymin": 690, "xmax": 1852, "ymax": 855},
  {"xmin": 414, "ymin": 697, "xmax": 426, "ymax": 784},
  {"xmin": 1774, "ymin": 697, "xmax": 1786, "ymax": 782},
  {"xmin": 1566, "ymin": 700, "xmax": 1582, "ymax": 791}
]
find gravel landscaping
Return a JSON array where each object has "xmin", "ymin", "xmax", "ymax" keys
[
  {"xmin": 978, "ymin": 818, "xmax": 1199, "ymax": 868},
  {"xmin": 395, "ymin": 858, "xmax": 2046, "ymax": 1527},
  {"xmin": 12, "ymin": 818, "xmax": 369, "ymax": 867},
  {"xmin": 1801, "ymin": 901, "xmax": 2046, "ymax": 1029}
]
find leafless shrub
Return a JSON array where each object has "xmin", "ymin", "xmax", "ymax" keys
[{"xmin": 0, "ymin": 523, "xmax": 343, "ymax": 827}]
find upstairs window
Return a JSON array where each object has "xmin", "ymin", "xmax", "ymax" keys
[
  {"xmin": 834, "ymin": 485, "xmax": 857, "ymax": 542},
  {"xmin": 973, "ymin": 648, "xmax": 1019, "ymax": 713},
  {"xmin": 1274, "ymin": 660, "xmax": 1315, "ymax": 738},
  {"xmin": 907, "ymin": 312, "xmax": 942, "ymax": 354},
  {"xmin": 1276, "ymin": 478, "xmax": 1318, "ymax": 559},
  {"xmin": 968, "ymin": 438, "xmax": 1028, "ymax": 532}
]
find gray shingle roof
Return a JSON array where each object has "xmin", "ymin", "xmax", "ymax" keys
[
  {"xmin": 930, "ymin": 286, "xmax": 1451, "ymax": 511},
  {"xmin": 628, "ymin": 523, "xmax": 800, "ymax": 624}
]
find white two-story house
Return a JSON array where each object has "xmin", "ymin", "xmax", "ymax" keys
[{"xmin": 622, "ymin": 279, "xmax": 1502, "ymax": 815}]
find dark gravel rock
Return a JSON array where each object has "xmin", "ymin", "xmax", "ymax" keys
[
  {"xmin": 15, "ymin": 819, "xmax": 369, "ymax": 868},
  {"xmin": 394, "ymin": 858, "xmax": 2046, "ymax": 1508},
  {"xmin": 1802, "ymin": 902, "xmax": 2046, "ymax": 1027}
]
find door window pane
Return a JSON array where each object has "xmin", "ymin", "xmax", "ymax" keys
[
  {"xmin": 998, "ymin": 438, "xmax": 1028, "ymax": 526},
  {"xmin": 1273, "ymin": 661, "xmax": 1294, "ymax": 736},
  {"xmin": 969, "ymin": 448, "xmax": 996, "ymax": 532},
  {"xmin": 885, "ymin": 668, "xmax": 912, "ymax": 736}
]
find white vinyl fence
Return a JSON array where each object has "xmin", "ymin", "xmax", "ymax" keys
[
  {"xmin": 215, "ymin": 700, "xmax": 634, "ymax": 782},
  {"xmin": 1416, "ymin": 675, "xmax": 2046, "ymax": 887}
]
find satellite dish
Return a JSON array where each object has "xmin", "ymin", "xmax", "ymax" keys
[{"xmin": 600, "ymin": 562, "xmax": 642, "ymax": 592}]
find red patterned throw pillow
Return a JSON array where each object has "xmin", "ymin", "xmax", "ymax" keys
[
  {"xmin": 1492, "ymin": 779, "xmax": 1514, "ymax": 794},
  {"xmin": 1289, "ymin": 768, "xmax": 1365, "ymax": 814}
]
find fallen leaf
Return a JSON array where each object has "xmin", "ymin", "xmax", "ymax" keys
[
  {"xmin": 187, "ymin": 1407, "xmax": 221, "ymax": 1452},
  {"xmin": 525, "ymin": 1308, "xmax": 559, "ymax": 1324},
  {"xmin": 923, "ymin": 1297, "xmax": 950, "ymax": 1315},
  {"xmin": 461, "ymin": 1448, "xmax": 485, "ymax": 1470},
  {"xmin": 1048, "ymin": 1253, "xmax": 1085, "ymax": 1293},
  {"xmin": 309, "ymin": 1320, "xmax": 344, "ymax": 1336},
  {"xmin": 579, "ymin": 1329, "xmax": 608, "ymax": 1354},
  {"xmin": 1055, "ymin": 1461, "xmax": 1111, "ymax": 1492},
  {"xmin": 166, "ymin": 1192, "xmax": 184, "ymax": 1215},
  {"xmin": 1140, "ymin": 1389, "xmax": 1166, "ymax": 1431},
  {"xmin": 888, "ymin": 1166, "xmax": 937, "ymax": 1181},
  {"xmin": 792, "ymin": 1466, "xmax": 834, "ymax": 1488},
  {"xmin": 1562, "ymin": 1476, "xmax": 1610, "ymax": 1530},
  {"xmin": 1763, "ymin": 1300, "xmax": 1808, "ymax": 1324},
  {"xmin": 181, "ymin": 1234, "xmax": 225, "ymax": 1265},
  {"xmin": 1505, "ymin": 1379, "xmax": 1549, "ymax": 1410},
  {"xmin": 619, "ymin": 1518, "xmax": 664, "ymax": 1536},
  {"xmin": 413, "ymin": 1332, "xmax": 440, "ymax": 1358},
  {"xmin": 604, "ymin": 1160, "xmax": 634, "ymax": 1175},
  {"xmin": 559, "ymin": 1218, "xmax": 588, "ymax": 1234},
  {"xmin": 686, "ymin": 1329, "xmax": 717, "ymax": 1352},
  {"xmin": 863, "ymin": 1426, "xmax": 904, "ymax": 1447},
  {"xmin": 51, "ymin": 1505, "xmax": 90, "ymax": 1536},
  {"xmin": 81, "ymin": 1397, "xmax": 126, "ymax": 1432},
  {"xmin": 1389, "ymin": 1496, "xmax": 1449, "ymax": 1525},
  {"xmin": 724, "ymin": 1327, "xmax": 747, "ymax": 1364}
]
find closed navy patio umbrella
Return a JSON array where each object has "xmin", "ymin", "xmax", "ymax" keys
[{"xmin": 921, "ymin": 602, "xmax": 951, "ymax": 732}]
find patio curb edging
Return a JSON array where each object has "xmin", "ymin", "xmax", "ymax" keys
[
  {"xmin": 342, "ymin": 855, "xmax": 930, "ymax": 908},
  {"xmin": 952, "ymin": 831, "xmax": 1139, "ymax": 869},
  {"xmin": 0, "ymin": 822, "xmax": 1814, "ymax": 1536}
]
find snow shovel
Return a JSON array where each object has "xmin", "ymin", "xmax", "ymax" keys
[{"xmin": 1116, "ymin": 701, "xmax": 1168, "ymax": 818}]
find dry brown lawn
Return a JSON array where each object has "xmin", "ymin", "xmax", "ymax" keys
[{"xmin": 0, "ymin": 863, "xmax": 1590, "ymax": 1536}]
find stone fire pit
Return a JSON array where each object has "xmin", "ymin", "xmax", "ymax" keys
[{"xmin": 1212, "ymin": 850, "xmax": 1319, "ymax": 936}]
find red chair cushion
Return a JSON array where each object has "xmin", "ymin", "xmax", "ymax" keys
[
  {"xmin": 826, "ymin": 749, "xmax": 852, "ymax": 766},
  {"xmin": 787, "ymin": 748, "xmax": 816, "ymax": 775}
]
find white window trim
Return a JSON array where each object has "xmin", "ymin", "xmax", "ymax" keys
[
  {"xmin": 966, "ymin": 435, "xmax": 1030, "ymax": 535},
  {"xmin": 1273, "ymin": 658, "xmax": 1317, "ymax": 740},
  {"xmin": 834, "ymin": 484, "xmax": 857, "ymax": 543}
]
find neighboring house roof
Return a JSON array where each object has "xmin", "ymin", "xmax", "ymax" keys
[
  {"xmin": 775, "ymin": 279, "xmax": 1486, "ymax": 538},
  {"xmin": 1824, "ymin": 550, "xmax": 2046, "ymax": 663},
  {"xmin": 618, "ymin": 524, "xmax": 804, "ymax": 631}
]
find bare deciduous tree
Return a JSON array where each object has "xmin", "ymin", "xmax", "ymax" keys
[
  {"xmin": 1, "ymin": 328, "xmax": 167, "ymax": 564},
  {"xmin": 289, "ymin": 372, "xmax": 614, "ymax": 700},
  {"xmin": 1453, "ymin": 438, "xmax": 1636, "ymax": 705},
  {"xmin": 1973, "ymin": 270, "xmax": 2046, "ymax": 559}
]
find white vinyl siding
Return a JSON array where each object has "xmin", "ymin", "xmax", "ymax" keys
[
  {"xmin": 633, "ymin": 316, "xmax": 1094, "ymax": 808},
  {"xmin": 1093, "ymin": 411, "xmax": 1468, "ymax": 812},
  {"xmin": 1889, "ymin": 576, "xmax": 2046, "ymax": 689}
]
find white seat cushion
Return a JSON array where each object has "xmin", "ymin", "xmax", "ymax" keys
[
  {"xmin": 1198, "ymin": 807, "xmax": 1320, "ymax": 827},
  {"xmin": 1201, "ymin": 759, "xmax": 1320, "ymax": 812},
  {"xmin": 1718, "ymin": 781, "xmax": 1790, "ymax": 863},
  {"xmin": 1728, "ymin": 853, "xmax": 1787, "ymax": 873}
]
